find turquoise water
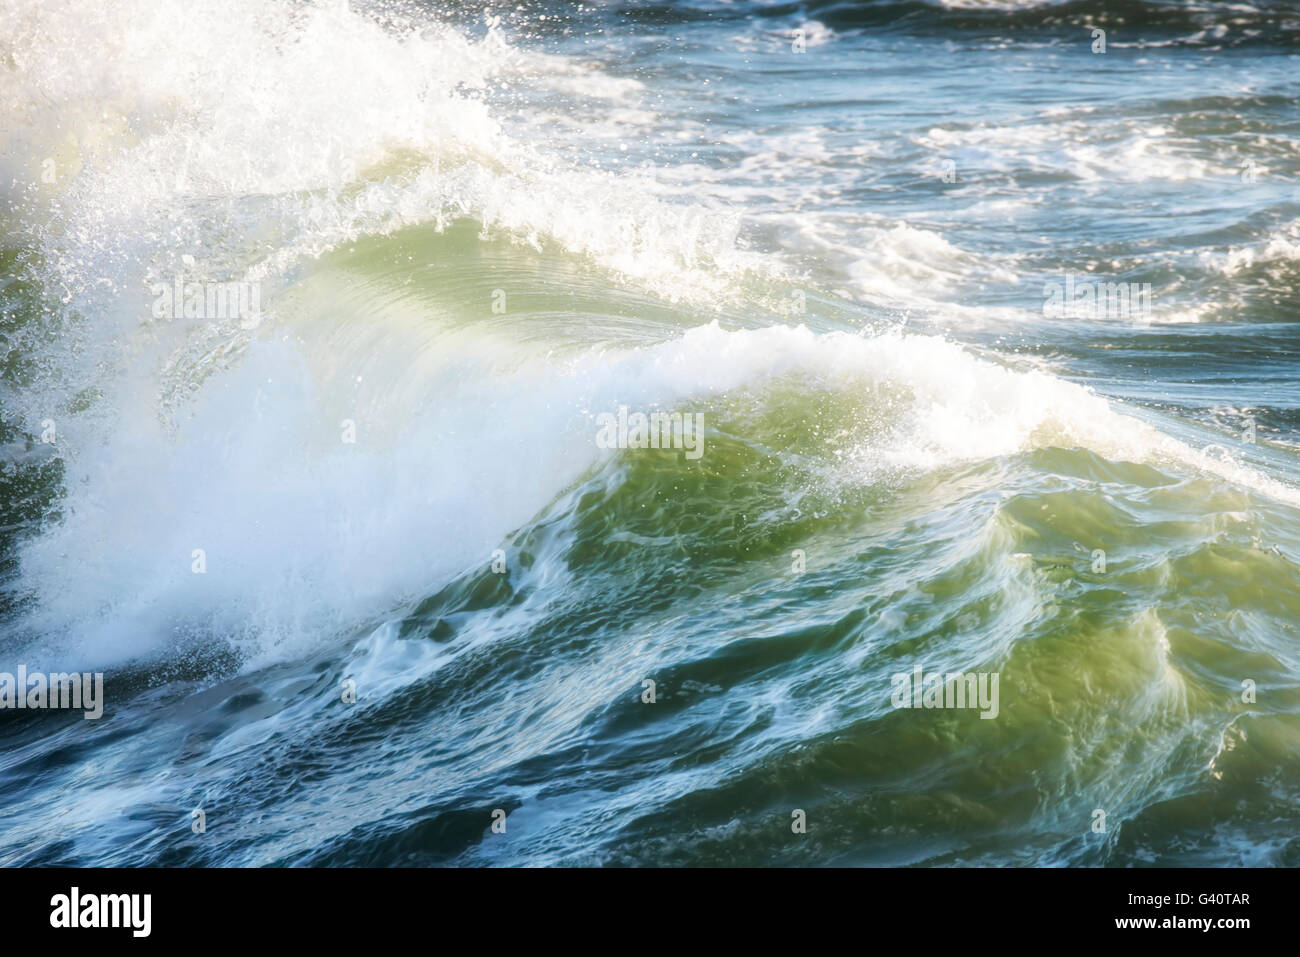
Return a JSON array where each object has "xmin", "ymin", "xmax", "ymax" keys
[{"xmin": 1, "ymin": 0, "xmax": 1299, "ymax": 866}]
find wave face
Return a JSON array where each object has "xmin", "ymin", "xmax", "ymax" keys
[{"xmin": 1, "ymin": 0, "xmax": 1299, "ymax": 866}]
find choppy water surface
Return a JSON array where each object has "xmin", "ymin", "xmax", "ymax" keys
[{"xmin": 1, "ymin": 0, "xmax": 1298, "ymax": 866}]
